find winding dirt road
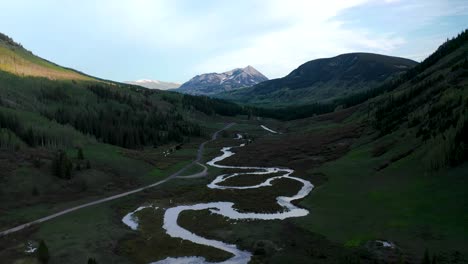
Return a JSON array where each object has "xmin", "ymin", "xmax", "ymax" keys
[{"xmin": 0, "ymin": 123, "xmax": 235, "ymax": 237}]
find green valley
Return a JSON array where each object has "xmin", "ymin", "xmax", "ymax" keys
[{"xmin": 0, "ymin": 16, "xmax": 467, "ymax": 264}]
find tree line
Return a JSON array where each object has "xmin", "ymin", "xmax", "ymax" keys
[
  {"xmin": 38, "ymin": 85, "xmax": 202, "ymax": 149},
  {"xmin": 0, "ymin": 110, "xmax": 72, "ymax": 148}
]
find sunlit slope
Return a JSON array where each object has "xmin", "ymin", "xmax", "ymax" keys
[{"xmin": 0, "ymin": 33, "xmax": 93, "ymax": 81}]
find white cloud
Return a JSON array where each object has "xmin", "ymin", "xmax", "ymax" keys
[
  {"xmin": 3, "ymin": 0, "xmax": 466, "ymax": 82},
  {"xmin": 44, "ymin": 0, "xmax": 467, "ymax": 80},
  {"xmin": 194, "ymin": 0, "xmax": 407, "ymax": 77}
]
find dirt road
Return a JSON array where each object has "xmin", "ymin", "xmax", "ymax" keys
[{"xmin": 0, "ymin": 123, "xmax": 235, "ymax": 237}]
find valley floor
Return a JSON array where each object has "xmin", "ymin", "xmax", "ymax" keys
[{"xmin": 1, "ymin": 114, "xmax": 467, "ymax": 264}]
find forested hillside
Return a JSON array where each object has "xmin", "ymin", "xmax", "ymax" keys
[
  {"xmin": 0, "ymin": 31, "xmax": 248, "ymax": 150},
  {"xmin": 217, "ymin": 53, "xmax": 417, "ymax": 106},
  {"xmin": 0, "ymin": 76, "xmax": 203, "ymax": 149},
  {"xmin": 370, "ymin": 30, "xmax": 468, "ymax": 169},
  {"xmin": 0, "ymin": 33, "xmax": 252, "ymax": 239},
  {"xmin": 255, "ymin": 30, "xmax": 468, "ymax": 126}
]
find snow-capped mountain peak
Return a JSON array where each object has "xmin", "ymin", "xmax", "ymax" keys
[
  {"xmin": 125, "ymin": 79, "xmax": 180, "ymax": 90},
  {"xmin": 175, "ymin": 66, "xmax": 268, "ymax": 95}
]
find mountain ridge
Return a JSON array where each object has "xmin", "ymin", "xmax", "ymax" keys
[
  {"xmin": 217, "ymin": 52, "xmax": 418, "ymax": 106},
  {"xmin": 174, "ymin": 65, "xmax": 268, "ymax": 95}
]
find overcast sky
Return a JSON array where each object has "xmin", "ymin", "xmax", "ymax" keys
[{"xmin": 1, "ymin": 0, "xmax": 467, "ymax": 83}]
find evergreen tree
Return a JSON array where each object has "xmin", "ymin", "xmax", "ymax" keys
[
  {"xmin": 422, "ymin": 249, "xmax": 431, "ymax": 264},
  {"xmin": 37, "ymin": 240, "xmax": 50, "ymax": 264},
  {"xmin": 32, "ymin": 186, "xmax": 40, "ymax": 196},
  {"xmin": 87, "ymin": 258, "xmax": 98, "ymax": 264},
  {"xmin": 77, "ymin": 147, "xmax": 84, "ymax": 160},
  {"xmin": 52, "ymin": 150, "xmax": 73, "ymax": 179},
  {"xmin": 398, "ymin": 254, "xmax": 405, "ymax": 264}
]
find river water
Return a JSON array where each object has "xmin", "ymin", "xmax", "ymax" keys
[{"xmin": 125, "ymin": 136, "xmax": 314, "ymax": 264}]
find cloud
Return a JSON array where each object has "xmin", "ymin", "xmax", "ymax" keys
[
  {"xmin": 194, "ymin": 0, "xmax": 407, "ymax": 77},
  {"xmin": 3, "ymin": 0, "xmax": 466, "ymax": 82},
  {"xmin": 47, "ymin": 0, "xmax": 466, "ymax": 80}
]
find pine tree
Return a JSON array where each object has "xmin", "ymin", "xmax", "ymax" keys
[
  {"xmin": 398, "ymin": 253, "xmax": 405, "ymax": 264},
  {"xmin": 37, "ymin": 240, "xmax": 50, "ymax": 263},
  {"xmin": 52, "ymin": 150, "xmax": 73, "ymax": 179},
  {"xmin": 422, "ymin": 249, "xmax": 431, "ymax": 264},
  {"xmin": 87, "ymin": 258, "xmax": 98, "ymax": 264},
  {"xmin": 32, "ymin": 186, "xmax": 40, "ymax": 196},
  {"xmin": 77, "ymin": 147, "xmax": 84, "ymax": 160}
]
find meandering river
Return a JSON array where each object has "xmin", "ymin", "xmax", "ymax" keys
[{"xmin": 124, "ymin": 134, "xmax": 314, "ymax": 264}]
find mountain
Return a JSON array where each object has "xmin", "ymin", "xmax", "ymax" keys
[
  {"xmin": 125, "ymin": 79, "xmax": 180, "ymax": 90},
  {"xmin": 0, "ymin": 33, "xmax": 94, "ymax": 81},
  {"xmin": 175, "ymin": 65, "xmax": 268, "ymax": 95},
  {"xmin": 218, "ymin": 53, "xmax": 418, "ymax": 106}
]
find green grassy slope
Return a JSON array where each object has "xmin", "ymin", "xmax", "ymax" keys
[{"xmin": 0, "ymin": 33, "xmax": 94, "ymax": 81}]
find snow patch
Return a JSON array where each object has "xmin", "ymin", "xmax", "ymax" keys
[{"xmin": 136, "ymin": 79, "xmax": 161, "ymax": 84}]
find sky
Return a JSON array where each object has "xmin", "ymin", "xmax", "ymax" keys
[{"xmin": 1, "ymin": 0, "xmax": 467, "ymax": 83}]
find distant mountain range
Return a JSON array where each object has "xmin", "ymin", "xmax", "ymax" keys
[
  {"xmin": 174, "ymin": 65, "xmax": 268, "ymax": 95},
  {"xmin": 216, "ymin": 53, "xmax": 418, "ymax": 106},
  {"xmin": 125, "ymin": 79, "xmax": 180, "ymax": 90}
]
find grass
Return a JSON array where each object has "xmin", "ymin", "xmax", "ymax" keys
[
  {"xmin": 83, "ymin": 143, "xmax": 153, "ymax": 180},
  {"xmin": 113, "ymin": 128, "xmax": 372, "ymax": 263},
  {"xmin": 145, "ymin": 160, "xmax": 192, "ymax": 181},
  {"xmin": 297, "ymin": 132, "xmax": 468, "ymax": 256},
  {"xmin": 0, "ymin": 42, "xmax": 92, "ymax": 81},
  {"xmin": 2, "ymin": 111, "xmax": 467, "ymax": 263},
  {"xmin": 0, "ymin": 119, "xmax": 239, "ymax": 264},
  {"xmin": 178, "ymin": 162, "xmax": 205, "ymax": 177},
  {"xmin": 0, "ymin": 142, "xmax": 216, "ymax": 263},
  {"xmin": 0, "ymin": 138, "xmax": 204, "ymax": 231},
  {"xmin": 0, "ymin": 138, "xmax": 239, "ymax": 264},
  {"xmin": 34, "ymin": 198, "xmax": 133, "ymax": 264},
  {"xmin": 118, "ymin": 202, "xmax": 233, "ymax": 263}
]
